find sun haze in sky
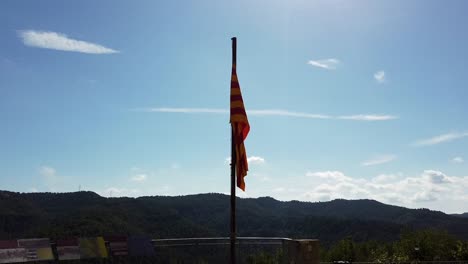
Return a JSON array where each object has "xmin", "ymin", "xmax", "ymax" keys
[{"xmin": 1, "ymin": 0, "xmax": 468, "ymax": 213}]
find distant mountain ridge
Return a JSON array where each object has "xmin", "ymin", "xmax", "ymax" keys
[
  {"xmin": 1, "ymin": 191, "xmax": 468, "ymax": 244},
  {"xmin": 452, "ymin": 212, "xmax": 468, "ymax": 218}
]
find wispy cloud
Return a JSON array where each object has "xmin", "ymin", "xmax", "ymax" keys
[
  {"xmin": 39, "ymin": 166, "xmax": 63, "ymax": 191},
  {"xmin": 307, "ymin": 58, "xmax": 340, "ymax": 70},
  {"xmin": 361, "ymin": 154, "xmax": 397, "ymax": 166},
  {"xmin": 18, "ymin": 30, "xmax": 119, "ymax": 54},
  {"xmin": 374, "ymin": 70, "xmax": 385, "ymax": 83},
  {"xmin": 131, "ymin": 174, "xmax": 147, "ymax": 182},
  {"xmin": 338, "ymin": 114, "xmax": 398, "ymax": 121},
  {"xmin": 451, "ymin": 157, "xmax": 464, "ymax": 163},
  {"xmin": 413, "ymin": 132, "xmax": 468, "ymax": 146},
  {"xmin": 145, "ymin": 107, "xmax": 226, "ymax": 114},
  {"xmin": 249, "ymin": 109, "xmax": 331, "ymax": 119},
  {"xmin": 39, "ymin": 166, "xmax": 56, "ymax": 178},
  {"xmin": 140, "ymin": 108, "xmax": 397, "ymax": 122}
]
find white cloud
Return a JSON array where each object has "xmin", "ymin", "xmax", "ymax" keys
[
  {"xmin": 144, "ymin": 108, "xmax": 227, "ymax": 114},
  {"xmin": 142, "ymin": 108, "xmax": 330, "ymax": 119},
  {"xmin": 18, "ymin": 30, "xmax": 119, "ymax": 54},
  {"xmin": 99, "ymin": 185, "xmax": 172, "ymax": 197},
  {"xmin": 422, "ymin": 170, "xmax": 450, "ymax": 184},
  {"xmin": 247, "ymin": 156, "xmax": 265, "ymax": 165},
  {"xmin": 100, "ymin": 187, "xmax": 140, "ymax": 197},
  {"xmin": 141, "ymin": 108, "xmax": 397, "ymax": 122},
  {"xmin": 304, "ymin": 191, "xmax": 332, "ymax": 202},
  {"xmin": 306, "ymin": 171, "xmax": 351, "ymax": 181},
  {"xmin": 338, "ymin": 114, "xmax": 398, "ymax": 121},
  {"xmin": 39, "ymin": 166, "xmax": 56, "ymax": 178},
  {"xmin": 131, "ymin": 174, "xmax": 147, "ymax": 182},
  {"xmin": 157, "ymin": 185, "xmax": 172, "ymax": 196},
  {"xmin": 372, "ymin": 173, "xmax": 401, "ymax": 184},
  {"xmin": 39, "ymin": 166, "xmax": 62, "ymax": 191},
  {"xmin": 226, "ymin": 156, "xmax": 266, "ymax": 165},
  {"xmin": 451, "ymin": 157, "xmax": 464, "ymax": 163},
  {"xmin": 412, "ymin": 191, "xmax": 437, "ymax": 202},
  {"xmin": 374, "ymin": 71, "xmax": 385, "ymax": 83},
  {"xmin": 413, "ymin": 132, "xmax": 468, "ymax": 146},
  {"xmin": 361, "ymin": 154, "xmax": 396, "ymax": 166},
  {"xmin": 272, "ymin": 187, "xmax": 286, "ymax": 193},
  {"xmin": 307, "ymin": 58, "xmax": 340, "ymax": 70},
  {"xmin": 249, "ymin": 109, "xmax": 331, "ymax": 119},
  {"xmin": 300, "ymin": 170, "xmax": 468, "ymax": 209}
]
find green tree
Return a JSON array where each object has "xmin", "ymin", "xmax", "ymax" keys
[
  {"xmin": 393, "ymin": 229, "xmax": 458, "ymax": 261},
  {"xmin": 327, "ymin": 237, "xmax": 355, "ymax": 262}
]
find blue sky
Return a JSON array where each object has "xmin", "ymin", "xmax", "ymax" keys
[{"xmin": 1, "ymin": 0, "xmax": 468, "ymax": 213}]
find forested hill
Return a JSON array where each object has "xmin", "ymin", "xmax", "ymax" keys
[
  {"xmin": 1, "ymin": 191, "xmax": 468, "ymax": 244},
  {"xmin": 452, "ymin": 213, "xmax": 468, "ymax": 218}
]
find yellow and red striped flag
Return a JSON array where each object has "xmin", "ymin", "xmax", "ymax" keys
[{"xmin": 230, "ymin": 60, "xmax": 250, "ymax": 191}]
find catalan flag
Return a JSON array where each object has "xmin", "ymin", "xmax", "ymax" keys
[{"xmin": 230, "ymin": 56, "xmax": 250, "ymax": 191}]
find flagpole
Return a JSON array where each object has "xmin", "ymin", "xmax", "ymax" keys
[{"xmin": 230, "ymin": 36, "xmax": 237, "ymax": 264}]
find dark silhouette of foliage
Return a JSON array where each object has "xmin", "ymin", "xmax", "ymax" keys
[
  {"xmin": 321, "ymin": 229, "xmax": 468, "ymax": 262},
  {"xmin": 1, "ymin": 190, "xmax": 468, "ymax": 247}
]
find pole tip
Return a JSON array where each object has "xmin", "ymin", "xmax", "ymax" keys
[{"xmin": 231, "ymin": 37, "xmax": 237, "ymax": 41}]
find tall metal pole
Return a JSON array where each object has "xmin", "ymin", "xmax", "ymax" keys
[{"xmin": 230, "ymin": 37, "xmax": 237, "ymax": 264}]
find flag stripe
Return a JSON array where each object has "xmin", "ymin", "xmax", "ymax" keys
[
  {"xmin": 230, "ymin": 101, "xmax": 244, "ymax": 108},
  {"xmin": 231, "ymin": 88, "xmax": 242, "ymax": 95},
  {"xmin": 231, "ymin": 95, "xmax": 244, "ymax": 102},
  {"xmin": 230, "ymin": 59, "xmax": 250, "ymax": 191},
  {"xmin": 231, "ymin": 107, "xmax": 247, "ymax": 116}
]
